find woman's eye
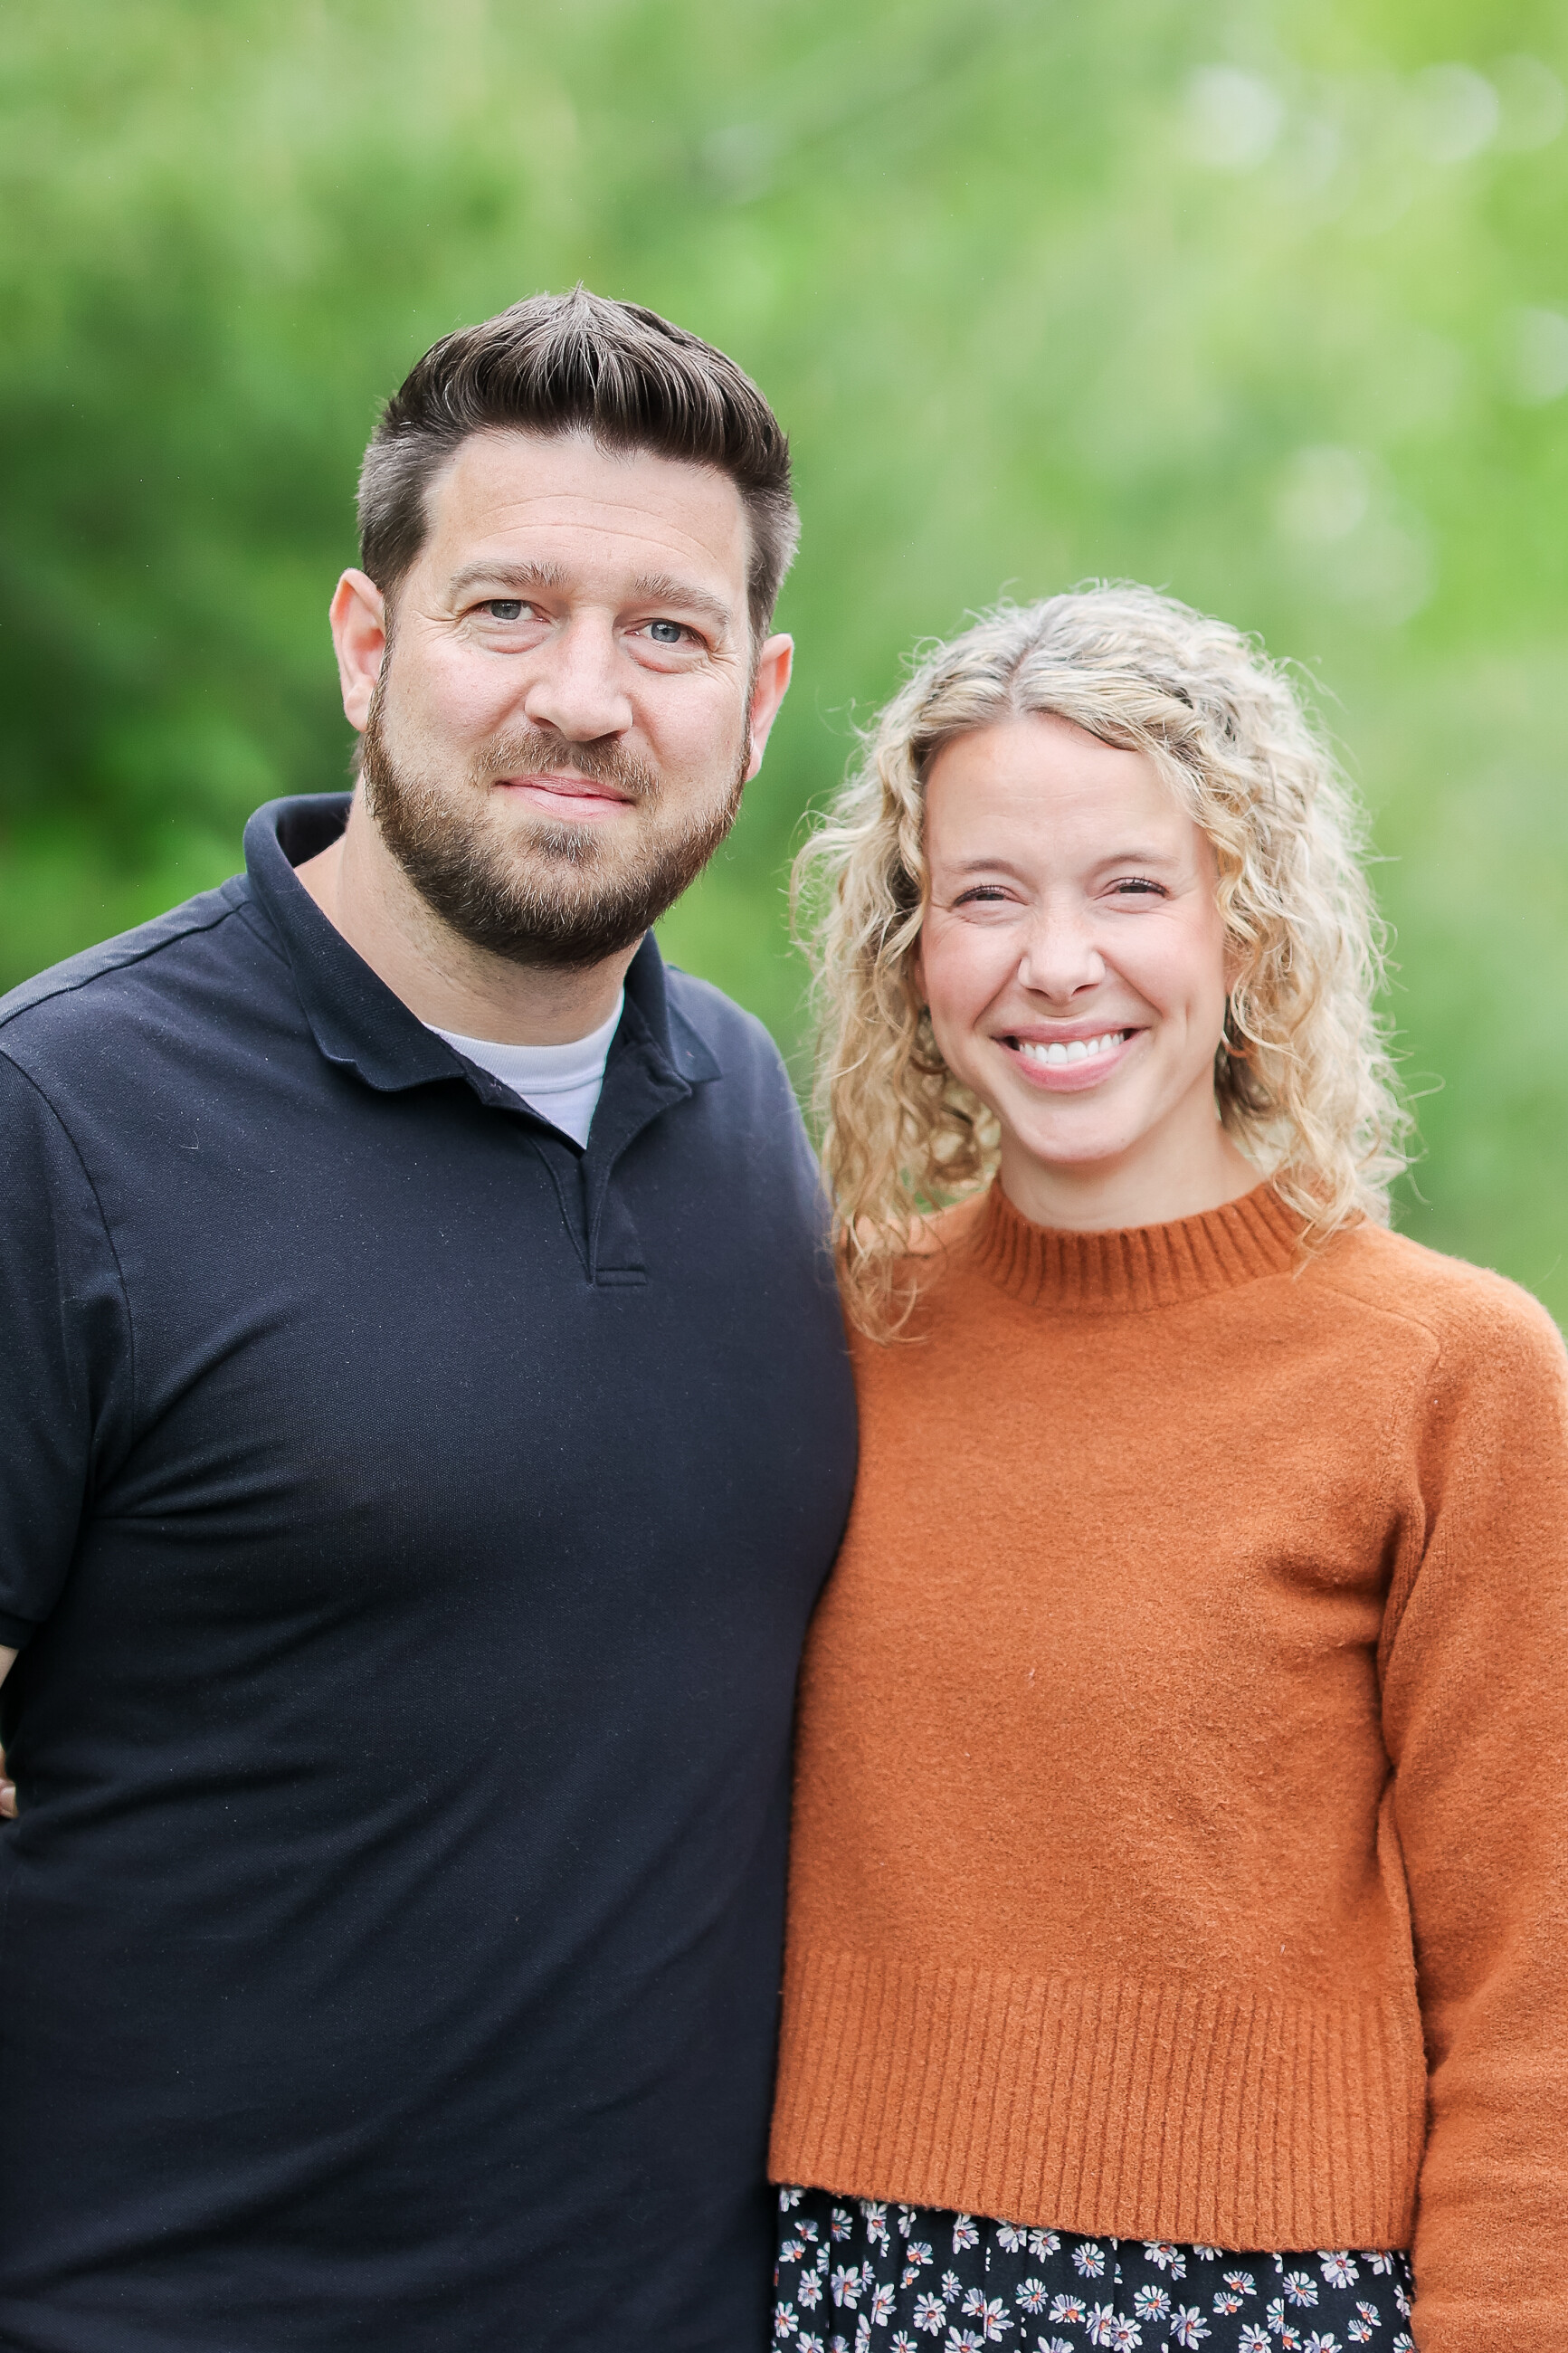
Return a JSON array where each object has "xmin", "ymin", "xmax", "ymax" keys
[
  {"xmin": 645, "ymin": 619, "xmax": 687, "ymax": 645},
  {"xmin": 483, "ymin": 600, "xmax": 525, "ymax": 622},
  {"xmin": 953, "ymin": 886, "xmax": 1012, "ymax": 907},
  {"xmin": 1112, "ymin": 877, "xmax": 1165, "ymax": 898}
]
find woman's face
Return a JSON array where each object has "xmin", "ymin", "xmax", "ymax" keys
[{"xmin": 918, "ymin": 710, "xmax": 1253, "ymax": 1230}]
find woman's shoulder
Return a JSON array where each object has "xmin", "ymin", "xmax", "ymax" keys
[
  {"xmin": 1307, "ymin": 1215, "xmax": 1565, "ymax": 1376},
  {"xmin": 835, "ymin": 1192, "xmax": 993, "ymax": 1365},
  {"xmin": 916, "ymin": 1192, "xmax": 993, "ymax": 1253},
  {"xmin": 838, "ymin": 1192, "xmax": 991, "ymax": 1288}
]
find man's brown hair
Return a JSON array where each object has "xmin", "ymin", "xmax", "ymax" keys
[{"xmin": 357, "ymin": 287, "xmax": 798, "ymax": 637}]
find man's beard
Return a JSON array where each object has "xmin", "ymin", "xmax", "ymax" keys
[{"xmin": 359, "ymin": 696, "xmax": 748, "ymax": 972}]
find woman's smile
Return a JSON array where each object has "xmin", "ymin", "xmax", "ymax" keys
[{"xmin": 1003, "ymin": 1024, "xmax": 1140, "ymax": 1089}]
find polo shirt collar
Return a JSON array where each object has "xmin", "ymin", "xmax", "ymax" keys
[{"xmin": 242, "ymin": 793, "xmax": 720, "ymax": 1102}]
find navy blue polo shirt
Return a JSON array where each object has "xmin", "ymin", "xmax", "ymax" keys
[{"xmin": 0, "ymin": 795, "xmax": 856, "ymax": 2353}]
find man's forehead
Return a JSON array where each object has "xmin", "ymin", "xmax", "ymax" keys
[{"xmin": 420, "ymin": 426, "xmax": 750, "ymax": 590}]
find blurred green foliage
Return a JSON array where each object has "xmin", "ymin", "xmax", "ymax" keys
[{"xmin": 3, "ymin": 0, "xmax": 1567, "ymax": 1306}]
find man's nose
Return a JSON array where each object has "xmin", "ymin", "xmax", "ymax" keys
[
  {"xmin": 519, "ymin": 615, "xmax": 635, "ymax": 744},
  {"xmin": 1014, "ymin": 903, "xmax": 1107, "ymax": 1000}
]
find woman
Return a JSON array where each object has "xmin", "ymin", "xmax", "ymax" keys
[{"xmin": 768, "ymin": 588, "xmax": 1566, "ymax": 2353}]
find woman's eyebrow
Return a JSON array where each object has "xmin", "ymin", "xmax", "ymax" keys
[{"xmin": 944, "ymin": 844, "xmax": 1181, "ymax": 875}]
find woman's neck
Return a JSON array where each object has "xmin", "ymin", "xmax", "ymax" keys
[{"xmin": 996, "ymin": 1110, "xmax": 1259, "ymax": 1234}]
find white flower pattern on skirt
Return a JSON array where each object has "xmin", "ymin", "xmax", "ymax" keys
[{"xmin": 772, "ymin": 2189, "xmax": 1415, "ymax": 2353}]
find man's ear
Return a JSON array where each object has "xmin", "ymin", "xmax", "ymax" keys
[
  {"xmin": 329, "ymin": 570, "xmax": 387, "ymax": 732},
  {"xmin": 743, "ymin": 634, "xmax": 794, "ymax": 781}
]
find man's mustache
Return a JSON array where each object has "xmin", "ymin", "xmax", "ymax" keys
[{"xmin": 473, "ymin": 731, "xmax": 660, "ymax": 804}]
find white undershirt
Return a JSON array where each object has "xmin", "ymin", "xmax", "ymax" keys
[{"xmin": 429, "ymin": 993, "xmax": 624, "ymax": 1148}]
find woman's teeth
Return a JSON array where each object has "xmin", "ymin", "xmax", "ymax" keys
[{"xmin": 1016, "ymin": 1030, "xmax": 1127, "ymax": 1066}]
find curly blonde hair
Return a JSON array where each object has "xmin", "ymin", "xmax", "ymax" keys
[{"xmin": 793, "ymin": 585, "xmax": 1411, "ymax": 1334}]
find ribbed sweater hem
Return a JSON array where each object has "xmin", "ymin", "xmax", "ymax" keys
[{"xmin": 770, "ymin": 1945, "xmax": 1423, "ymax": 2252}]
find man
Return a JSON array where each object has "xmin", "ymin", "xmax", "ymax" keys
[{"xmin": 0, "ymin": 290, "xmax": 856, "ymax": 2351}]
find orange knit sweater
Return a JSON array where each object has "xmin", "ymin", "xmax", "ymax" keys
[{"xmin": 771, "ymin": 1182, "xmax": 1568, "ymax": 2353}]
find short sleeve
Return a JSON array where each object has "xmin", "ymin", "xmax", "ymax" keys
[{"xmin": 0, "ymin": 1045, "xmax": 133, "ymax": 1643}]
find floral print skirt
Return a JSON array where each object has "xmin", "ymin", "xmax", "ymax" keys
[{"xmin": 773, "ymin": 2187, "xmax": 1415, "ymax": 2353}]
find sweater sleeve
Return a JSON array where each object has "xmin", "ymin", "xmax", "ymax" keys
[{"xmin": 1380, "ymin": 1283, "xmax": 1568, "ymax": 2353}]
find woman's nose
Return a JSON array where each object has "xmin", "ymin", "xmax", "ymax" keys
[{"xmin": 1013, "ymin": 906, "xmax": 1107, "ymax": 1001}]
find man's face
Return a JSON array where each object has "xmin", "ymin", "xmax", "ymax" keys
[{"xmin": 336, "ymin": 427, "xmax": 791, "ymax": 968}]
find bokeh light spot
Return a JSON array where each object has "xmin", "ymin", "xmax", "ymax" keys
[
  {"xmin": 1183, "ymin": 67, "xmax": 1284, "ymax": 173},
  {"xmin": 1275, "ymin": 446, "xmax": 1371, "ymax": 545},
  {"xmin": 1510, "ymin": 308, "xmax": 1568, "ymax": 405},
  {"xmin": 1493, "ymin": 55, "xmax": 1566, "ymax": 153},
  {"xmin": 1406, "ymin": 64, "xmax": 1498, "ymax": 166}
]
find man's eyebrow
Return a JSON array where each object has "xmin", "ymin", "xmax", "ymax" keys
[
  {"xmin": 630, "ymin": 574, "xmax": 734, "ymax": 635},
  {"xmin": 446, "ymin": 560, "xmax": 569, "ymax": 599}
]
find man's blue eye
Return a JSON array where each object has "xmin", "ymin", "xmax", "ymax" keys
[
  {"xmin": 485, "ymin": 600, "xmax": 524, "ymax": 621},
  {"xmin": 648, "ymin": 620, "xmax": 685, "ymax": 644}
]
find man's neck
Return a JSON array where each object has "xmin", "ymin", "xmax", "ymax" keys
[{"xmin": 292, "ymin": 790, "xmax": 636, "ymax": 1047}]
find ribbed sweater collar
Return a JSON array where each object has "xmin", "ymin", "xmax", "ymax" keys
[{"xmin": 969, "ymin": 1177, "xmax": 1306, "ymax": 1311}]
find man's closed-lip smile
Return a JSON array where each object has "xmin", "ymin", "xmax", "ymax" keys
[{"xmin": 497, "ymin": 770, "xmax": 636, "ymax": 822}]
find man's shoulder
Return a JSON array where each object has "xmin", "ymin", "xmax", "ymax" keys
[
  {"xmin": 661, "ymin": 963, "xmax": 796, "ymax": 1085},
  {"xmin": 0, "ymin": 878, "xmax": 258, "ymax": 1062}
]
